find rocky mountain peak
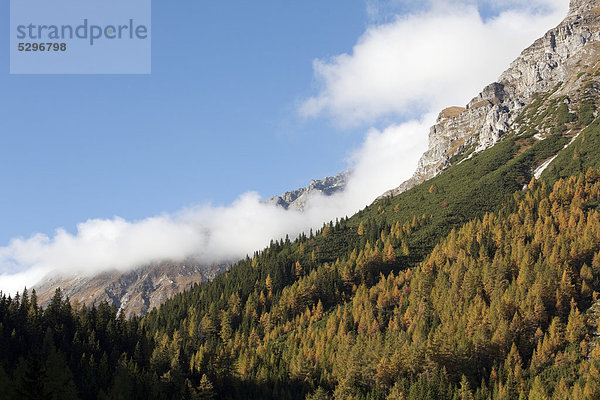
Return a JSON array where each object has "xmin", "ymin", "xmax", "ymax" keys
[
  {"xmin": 381, "ymin": 0, "xmax": 600, "ymax": 198},
  {"xmin": 267, "ymin": 172, "xmax": 348, "ymax": 211}
]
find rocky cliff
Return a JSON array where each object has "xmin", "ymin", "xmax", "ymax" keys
[
  {"xmin": 34, "ymin": 262, "xmax": 227, "ymax": 318},
  {"xmin": 267, "ymin": 172, "xmax": 348, "ymax": 211},
  {"xmin": 382, "ymin": 0, "xmax": 600, "ymax": 197}
]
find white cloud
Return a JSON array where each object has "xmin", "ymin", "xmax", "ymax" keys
[
  {"xmin": 0, "ymin": 0, "xmax": 569, "ymax": 295},
  {"xmin": 300, "ymin": 0, "xmax": 567, "ymax": 125}
]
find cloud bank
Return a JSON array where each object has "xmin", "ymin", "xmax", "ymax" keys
[
  {"xmin": 0, "ymin": 0, "xmax": 567, "ymax": 295},
  {"xmin": 301, "ymin": 0, "xmax": 567, "ymax": 125}
]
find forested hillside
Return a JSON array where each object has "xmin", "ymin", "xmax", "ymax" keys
[{"xmin": 3, "ymin": 81, "xmax": 600, "ymax": 398}]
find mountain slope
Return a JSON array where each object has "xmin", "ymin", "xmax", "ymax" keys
[{"xmin": 138, "ymin": 112, "xmax": 600, "ymax": 399}]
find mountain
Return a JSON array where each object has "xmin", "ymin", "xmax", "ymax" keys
[
  {"xmin": 383, "ymin": 0, "xmax": 600, "ymax": 197},
  {"xmin": 6, "ymin": 1, "xmax": 600, "ymax": 399},
  {"xmin": 34, "ymin": 261, "xmax": 227, "ymax": 318},
  {"xmin": 266, "ymin": 172, "xmax": 348, "ymax": 211}
]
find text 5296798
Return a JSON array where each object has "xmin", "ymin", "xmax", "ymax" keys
[{"xmin": 18, "ymin": 43, "xmax": 67, "ymax": 52}]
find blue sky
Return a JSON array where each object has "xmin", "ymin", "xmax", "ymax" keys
[{"xmin": 0, "ymin": 1, "xmax": 369, "ymax": 244}]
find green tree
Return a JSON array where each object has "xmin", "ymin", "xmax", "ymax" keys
[
  {"xmin": 44, "ymin": 349, "xmax": 79, "ymax": 400},
  {"xmin": 197, "ymin": 374, "xmax": 215, "ymax": 400},
  {"xmin": 15, "ymin": 354, "xmax": 49, "ymax": 400}
]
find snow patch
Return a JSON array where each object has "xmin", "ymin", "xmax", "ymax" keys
[
  {"xmin": 534, "ymin": 156, "xmax": 558, "ymax": 179},
  {"xmin": 533, "ymin": 131, "xmax": 582, "ymax": 179}
]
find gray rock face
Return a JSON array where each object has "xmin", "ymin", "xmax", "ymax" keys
[
  {"xmin": 382, "ymin": 0, "xmax": 600, "ymax": 197},
  {"xmin": 34, "ymin": 262, "xmax": 227, "ymax": 318},
  {"xmin": 267, "ymin": 172, "xmax": 348, "ymax": 211}
]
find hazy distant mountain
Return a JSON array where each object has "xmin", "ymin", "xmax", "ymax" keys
[{"xmin": 34, "ymin": 261, "xmax": 227, "ymax": 318}]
